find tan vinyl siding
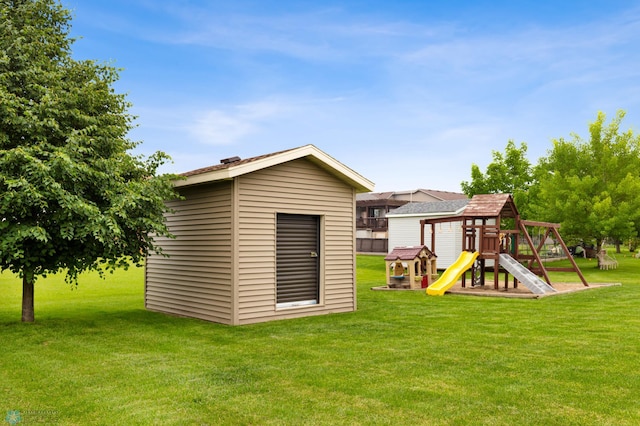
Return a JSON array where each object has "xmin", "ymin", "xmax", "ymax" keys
[
  {"xmin": 235, "ymin": 158, "xmax": 355, "ymax": 324},
  {"xmin": 145, "ymin": 181, "xmax": 234, "ymax": 324},
  {"xmin": 145, "ymin": 154, "xmax": 361, "ymax": 326}
]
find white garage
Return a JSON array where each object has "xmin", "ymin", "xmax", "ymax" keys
[{"xmin": 387, "ymin": 199, "xmax": 469, "ymax": 269}]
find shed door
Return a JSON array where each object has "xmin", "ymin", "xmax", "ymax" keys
[{"xmin": 276, "ymin": 214, "xmax": 320, "ymax": 306}]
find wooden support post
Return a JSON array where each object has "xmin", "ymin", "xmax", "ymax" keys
[
  {"xmin": 551, "ymin": 227, "xmax": 589, "ymax": 286},
  {"xmin": 431, "ymin": 224, "xmax": 436, "ymax": 256},
  {"xmin": 529, "ymin": 227, "xmax": 552, "ymax": 269},
  {"xmin": 519, "ymin": 221, "xmax": 552, "ymax": 285}
]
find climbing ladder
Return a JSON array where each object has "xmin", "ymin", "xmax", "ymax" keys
[
  {"xmin": 498, "ymin": 254, "xmax": 557, "ymax": 294},
  {"xmin": 471, "ymin": 259, "xmax": 482, "ymax": 287}
]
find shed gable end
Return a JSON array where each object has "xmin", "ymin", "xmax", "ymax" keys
[{"xmin": 235, "ymin": 158, "xmax": 356, "ymax": 324}]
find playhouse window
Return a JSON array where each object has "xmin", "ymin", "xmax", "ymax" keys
[{"xmin": 390, "ymin": 261, "xmax": 408, "ymax": 277}]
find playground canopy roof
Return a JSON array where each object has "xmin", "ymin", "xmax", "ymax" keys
[{"xmin": 462, "ymin": 194, "xmax": 519, "ymax": 219}]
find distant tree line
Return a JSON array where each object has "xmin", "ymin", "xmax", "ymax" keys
[{"xmin": 461, "ymin": 110, "xmax": 640, "ymax": 257}]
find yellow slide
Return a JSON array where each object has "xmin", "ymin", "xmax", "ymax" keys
[{"xmin": 426, "ymin": 251, "xmax": 479, "ymax": 296}]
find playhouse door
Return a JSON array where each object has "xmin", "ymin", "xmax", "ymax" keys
[{"xmin": 276, "ymin": 214, "xmax": 320, "ymax": 306}]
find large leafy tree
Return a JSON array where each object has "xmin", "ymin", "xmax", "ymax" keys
[
  {"xmin": 532, "ymin": 110, "xmax": 640, "ymax": 256},
  {"xmin": 461, "ymin": 140, "xmax": 534, "ymax": 218},
  {"xmin": 1, "ymin": 0, "xmax": 177, "ymax": 322}
]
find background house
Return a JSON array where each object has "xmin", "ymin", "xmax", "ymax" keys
[
  {"xmin": 145, "ymin": 145, "xmax": 374, "ymax": 325},
  {"xmin": 387, "ymin": 199, "xmax": 469, "ymax": 269},
  {"xmin": 356, "ymin": 189, "xmax": 468, "ymax": 253}
]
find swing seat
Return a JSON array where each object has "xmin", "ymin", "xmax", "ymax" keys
[{"xmin": 597, "ymin": 250, "xmax": 618, "ymax": 270}]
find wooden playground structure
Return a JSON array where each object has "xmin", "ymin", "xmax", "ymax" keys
[{"xmin": 420, "ymin": 194, "xmax": 588, "ymax": 291}]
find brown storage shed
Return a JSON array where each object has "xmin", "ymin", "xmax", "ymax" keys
[{"xmin": 145, "ymin": 145, "xmax": 375, "ymax": 325}]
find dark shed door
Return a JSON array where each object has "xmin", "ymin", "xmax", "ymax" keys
[{"xmin": 276, "ymin": 214, "xmax": 320, "ymax": 305}]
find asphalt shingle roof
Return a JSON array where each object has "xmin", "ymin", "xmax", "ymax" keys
[{"xmin": 387, "ymin": 199, "xmax": 469, "ymax": 215}]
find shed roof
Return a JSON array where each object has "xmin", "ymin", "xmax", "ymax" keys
[
  {"xmin": 384, "ymin": 245, "xmax": 435, "ymax": 261},
  {"xmin": 462, "ymin": 194, "xmax": 519, "ymax": 218},
  {"xmin": 176, "ymin": 145, "xmax": 375, "ymax": 192},
  {"xmin": 386, "ymin": 199, "xmax": 469, "ymax": 216}
]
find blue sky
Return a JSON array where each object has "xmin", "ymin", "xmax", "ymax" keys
[{"xmin": 64, "ymin": 0, "xmax": 640, "ymax": 192}]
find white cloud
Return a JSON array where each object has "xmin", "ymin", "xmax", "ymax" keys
[
  {"xmin": 69, "ymin": 0, "xmax": 640, "ymax": 197},
  {"xmin": 189, "ymin": 101, "xmax": 289, "ymax": 145}
]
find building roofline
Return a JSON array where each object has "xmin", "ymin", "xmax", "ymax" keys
[
  {"xmin": 175, "ymin": 144, "xmax": 375, "ymax": 192},
  {"xmin": 386, "ymin": 205, "xmax": 467, "ymax": 218}
]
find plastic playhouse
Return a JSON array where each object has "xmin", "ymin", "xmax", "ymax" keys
[
  {"xmin": 384, "ymin": 245, "xmax": 438, "ymax": 289},
  {"xmin": 420, "ymin": 194, "xmax": 588, "ymax": 296}
]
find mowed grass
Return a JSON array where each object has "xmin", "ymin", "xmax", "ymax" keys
[{"xmin": 1, "ymin": 255, "xmax": 639, "ymax": 425}]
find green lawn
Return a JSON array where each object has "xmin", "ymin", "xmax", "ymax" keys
[{"xmin": 1, "ymin": 254, "xmax": 639, "ymax": 425}]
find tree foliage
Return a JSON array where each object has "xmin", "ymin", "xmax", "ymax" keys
[
  {"xmin": 532, "ymin": 110, "xmax": 640, "ymax": 253},
  {"xmin": 0, "ymin": 0, "xmax": 177, "ymax": 321},
  {"xmin": 461, "ymin": 140, "xmax": 534, "ymax": 218}
]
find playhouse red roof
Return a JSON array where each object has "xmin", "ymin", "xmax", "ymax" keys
[{"xmin": 384, "ymin": 246, "xmax": 435, "ymax": 261}]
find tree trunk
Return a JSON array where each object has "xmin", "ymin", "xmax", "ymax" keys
[
  {"xmin": 22, "ymin": 272, "xmax": 35, "ymax": 323},
  {"xmin": 595, "ymin": 239, "xmax": 603, "ymax": 269}
]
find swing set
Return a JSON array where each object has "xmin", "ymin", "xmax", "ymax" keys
[{"xmin": 420, "ymin": 194, "xmax": 588, "ymax": 291}]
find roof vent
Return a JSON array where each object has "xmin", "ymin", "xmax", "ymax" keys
[{"xmin": 220, "ymin": 156, "xmax": 241, "ymax": 164}]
